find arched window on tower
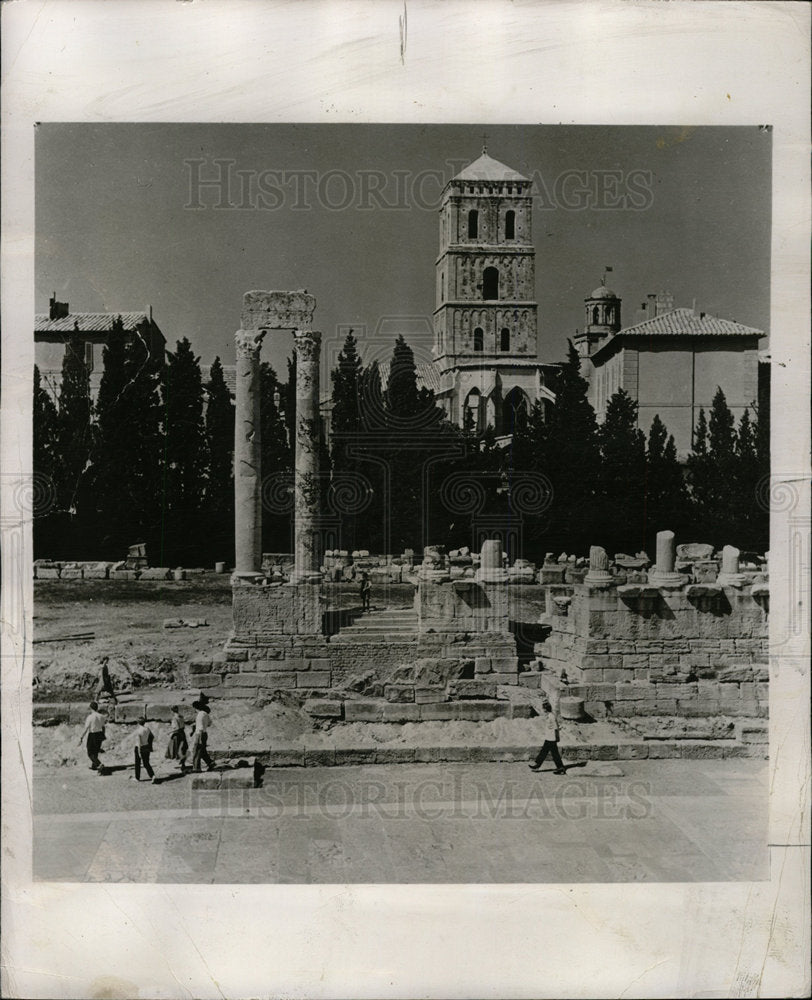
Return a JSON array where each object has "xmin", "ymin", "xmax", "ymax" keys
[
  {"xmin": 441, "ymin": 273, "xmax": 444, "ymax": 300},
  {"xmin": 592, "ymin": 305, "xmax": 600, "ymax": 325},
  {"xmin": 505, "ymin": 210, "xmax": 515, "ymax": 240},
  {"xmin": 468, "ymin": 210, "xmax": 478, "ymax": 239},
  {"xmin": 500, "ymin": 327, "xmax": 510, "ymax": 351},
  {"xmin": 483, "ymin": 267, "xmax": 499, "ymax": 300},
  {"xmin": 473, "ymin": 327, "xmax": 484, "ymax": 352}
]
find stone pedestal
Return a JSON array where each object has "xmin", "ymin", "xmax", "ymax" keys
[
  {"xmin": 717, "ymin": 545, "xmax": 745, "ymax": 588},
  {"xmin": 476, "ymin": 539, "xmax": 509, "ymax": 583},
  {"xmin": 584, "ymin": 545, "xmax": 613, "ymax": 587},
  {"xmin": 290, "ymin": 330, "xmax": 323, "ymax": 585},
  {"xmin": 648, "ymin": 529, "xmax": 684, "ymax": 588},
  {"xmin": 234, "ymin": 329, "xmax": 265, "ymax": 578}
]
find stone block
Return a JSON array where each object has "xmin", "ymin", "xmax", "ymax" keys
[
  {"xmin": 381, "ymin": 703, "xmax": 421, "ymax": 722},
  {"xmin": 37, "ymin": 567, "xmax": 61, "ymax": 579},
  {"xmin": 256, "ymin": 673, "xmax": 296, "ymax": 689},
  {"xmin": 196, "ymin": 674, "xmax": 224, "ymax": 688},
  {"xmin": 226, "ymin": 648, "xmax": 248, "ymax": 662},
  {"xmin": 145, "ymin": 704, "xmax": 174, "ymax": 722},
  {"xmin": 374, "ymin": 747, "xmax": 416, "ymax": 764},
  {"xmin": 474, "ymin": 657, "xmax": 493, "ymax": 675},
  {"xmin": 190, "ymin": 774, "xmax": 221, "ymax": 790},
  {"xmin": 642, "ymin": 742, "xmax": 681, "ymax": 759},
  {"xmin": 344, "ymin": 701, "xmax": 384, "ymax": 723},
  {"xmin": 139, "ymin": 567, "xmax": 171, "ymax": 580},
  {"xmin": 458, "ymin": 702, "xmax": 504, "ymax": 722},
  {"xmin": 115, "ymin": 703, "xmax": 147, "ymax": 723},
  {"xmin": 384, "ymin": 683, "xmax": 416, "ymax": 703},
  {"xmin": 680, "ymin": 743, "xmax": 727, "ymax": 760},
  {"xmin": 584, "ymin": 700, "xmax": 609, "ymax": 718},
  {"xmin": 738, "ymin": 723, "xmax": 768, "ymax": 744},
  {"xmin": 492, "ymin": 672, "xmax": 519, "ymax": 686},
  {"xmin": 617, "ymin": 743, "xmax": 649, "ymax": 759},
  {"xmin": 419, "ymin": 703, "xmax": 460, "ymax": 721},
  {"xmin": 286, "ymin": 657, "xmax": 309, "ymax": 671},
  {"xmin": 414, "ymin": 687, "xmax": 445, "ymax": 704},
  {"xmin": 518, "ymin": 672, "xmax": 543, "ymax": 689},
  {"xmin": 615, "ymin": 683, "xmax": 646, "ymax": 701},
  {"xmin": 304, "ymin": 699, "xmax": 343, "ymax": 719},
  {"xmin": 304, "ymin": 749, "xmax": 335, "ymax": 767},
  {"xmin": 414, "ymin": 746, "xmax": 471, "ymax": 763},
  {"xmin": 299, "ymin": 670, "xmax": 331, "ymax": 688},
  {"xmin": 33, "ymin": 706, "xmax": 71, "ymax": 725},
  {"xmin": 602, "ymin": 668, "xmax": 628, "ymax": 683},
  {"xmin": 60, "ymin": 567, "xmax": 83, "ymax": 580},
  {"xmin": 308, "ymin": 658, "xmax": 331, "ymax": 670},
  {"xmin": 111, "ymin": 570, "xmax": 139, "ymax": 581},
  {"xmin": 490, "ymin": 657, "xmax": 518, "ymax": 674},
  {"xmin": 334, "ymin": 748, "xmax": 376, "ymax": 765},
  {"xmin": 256, "ymin": 658, "xmax": 294, "ymax": 671},
  {"xmin": 189, "ymin": 659, "xmax": 213, "ymax": 674},
  {"xmin": 448, "ymin": 679, "xmax": 496, "ymax": 699},
  {"xmin": 225, "ymin": 673, "xmax": 266, "ymax": 686},
  {"xmin": 622, "ymin": 654, "xmax": 649, "ymax": 670},
  {"xmin": 221, "ymin": 771, "xmax": 255, "ymax": 789},
  {"xmin": 218, "ymin": 687, "xmax": 259, "ymax": 699},
  {"xmin": 266, "ymin": 748, "xmax": 305, "ymax": 767},
  {"xmin": 509, "ymin": 703, "xmax": 535, "ymax": 720}
]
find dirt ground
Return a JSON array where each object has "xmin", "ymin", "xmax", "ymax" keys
[{"xmin": 33, "ymin": 579, "xmax": 597, "ymax": 770}]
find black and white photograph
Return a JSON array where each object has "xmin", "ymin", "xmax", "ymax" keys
[
  {"xmin": 31, "ymin": 122, "xmax": 774, "ymax": 885},
  {"xmin": 2, "ymin": 3, "xmax": 809, "ymax": 999}
]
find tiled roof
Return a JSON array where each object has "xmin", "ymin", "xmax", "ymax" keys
[
  {"xmin": 618, "ymin": 307, "xmax": 763, "ymax": 339},
  {"xmin": 453, "ymin": 152, "xmax": 528, "ymax": 183},
  {"xmin": 378, "ymin": 360, "xmax": 442, "ymax": 393},
  {"xmin": 35, "ymin": 311, "xmax": 152, "ymax": 334}
]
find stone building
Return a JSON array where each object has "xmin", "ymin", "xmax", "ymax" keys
[
  {"xmin": 431, "ymin": 148, "xmax": 556, "ymax": 435},
  {"xmin": 35, "ymin": 295, "xmax": 165, "ymax": 401},
  {"xmin": 574, "ymin": 282, "xmax": 763, "ymax": 458}
]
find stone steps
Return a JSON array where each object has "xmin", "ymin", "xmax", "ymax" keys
[{"xmin": 331, "ymin": 608, "xmax": 420, "ymax": 642}]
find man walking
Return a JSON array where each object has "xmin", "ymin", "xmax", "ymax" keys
[
  {"xmin": 360, "ymin": 572, "xmax": 371, "ymax": 613},
  {"xmin": 133, "ymin": 716, "xmax": 157, "ymax": 783},
  {"xmin": 191, "ymin": 698, "xmax": 214, "ymax": 772},
  {"xmin": 78, "ymin": 701, "xmax": 106, "ymax": 773},
  {"xmin": 529, "ymin": 700, "xmax": 567, "ymax": 774}
]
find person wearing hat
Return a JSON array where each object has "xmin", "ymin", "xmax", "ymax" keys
[
  {"xmin": 190, "ymin": 698, "xmax": 214, "ymax": 772},
  {"xmin": 529, "ymin": 700, "xmax": 566, "ymax": 774}
]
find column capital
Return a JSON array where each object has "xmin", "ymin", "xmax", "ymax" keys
[{"xmin": 235, "ymin": 328, "xmax": 266, "ymax": 359}]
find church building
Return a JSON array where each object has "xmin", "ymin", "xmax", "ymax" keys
[{"xmin": 431, "ymin": 148, "xmax": 556, "ymax": 436}]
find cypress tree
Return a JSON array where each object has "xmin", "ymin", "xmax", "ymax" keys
[
  {"xmin": 33, "ymin": 365, "xmax": 60, "ymax": 554},
  {"xmin": 203, "ymin": 356, "xmax": 235, "ymax": 565},
  {"xmin": 534, "ymin": 342, "xmax": 601, "ymax": 555},
  {"xmin": 259, "ymin": 361, "xmax": 294, "ymax": 553},
  {"xmin": 164, "ymin": 338, "xmax": 208, "ymax": 514},
  {"xmin": 598, "ymin": 389, "xmax": 647, "ymax": 553},
  {"xmin": 735, "ymin": 408, "xmax": 766, "ymax": 550},
  {"xmin": 645, "ymin": 414, "xmax": 689, "ymax": 546},
  {"xmin": 87, "ymin": 317, "xmax": 130, "ymax": 554},
  {"xmin": 55, "ymin": 329, "xmax": 93, "ymax": 517}
]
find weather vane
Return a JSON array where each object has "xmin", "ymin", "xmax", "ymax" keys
[{"xmin": 482, "ymin": 131, "xmax": 488, "ymax": 154}]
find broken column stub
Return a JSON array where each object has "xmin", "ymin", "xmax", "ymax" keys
[
  {"xmin": 648, "ymin": 530, "xmax": 684, "ymax": 588},
  {"xmin": 717, "ymin": 545, "xmax": 745, "ymax": 588},
  {"xmin": 476, "ymin": 539, "xmax": 509, "ymax": 583},
  {"xmin": 234, "ymin": 329, "xmax": 266, "ymax": 577},
  {"xmin": 584, "ymin": 545, "xmax": 613, "ymax": 587}
]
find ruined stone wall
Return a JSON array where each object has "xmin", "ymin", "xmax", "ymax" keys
[{"xmin": 538, "ymin": 581, "xmax": 769, "ymax": 718}]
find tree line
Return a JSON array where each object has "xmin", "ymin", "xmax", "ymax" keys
[{"xmin": 34, "ymin": 324, "xmax": 769, "ymax": 565}]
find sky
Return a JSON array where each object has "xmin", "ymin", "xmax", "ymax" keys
[{"xmin": 36, "ymin": 123, "xmax": 771, "ymax": 380}]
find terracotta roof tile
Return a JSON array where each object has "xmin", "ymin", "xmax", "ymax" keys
[{"xmin": 35, "ymin": 312, "xmax": 152, "ymax": 334}]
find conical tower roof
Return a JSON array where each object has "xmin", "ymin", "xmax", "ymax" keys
[{"xmin": 453, "ymin": 151, "xmax": 528, "ymax": 182}]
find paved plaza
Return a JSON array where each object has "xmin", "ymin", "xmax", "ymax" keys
[{"xmin": 34, "ymin": 759, "xmax": 769, "ymax": 883}]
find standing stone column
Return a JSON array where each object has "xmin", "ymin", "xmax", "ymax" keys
[
  {"xmin": 649, "ymin": 529, "xmax": 683, "ymax": 588},
  {"xmin": 234, "ymin": 329, "xmax": 265, "ymax": 578},
  {"xmin": 290, "ymin": 329, "xmax": 323, "ymax": 584}
]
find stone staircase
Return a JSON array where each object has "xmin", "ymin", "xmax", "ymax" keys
[{"xmin": 329, "ymin": 607, "xmax": 419, "ymax": 643}]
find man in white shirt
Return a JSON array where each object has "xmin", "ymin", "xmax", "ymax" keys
[
  {"xmin": 529, "ymin": 700, "xmax": 567, "ymax": 774},
  {"xmin": 77, "ymin": 701, "xmax": 106, "ymax": 772},
  {"xmin": 133, "ymin": 717, "xmax": 157, "ymax": 782},
  {"xmin": 191, "ymin": 699, "xmax": 214, "ymax": 772}
]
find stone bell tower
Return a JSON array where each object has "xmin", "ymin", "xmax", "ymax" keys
[{"xmin": 432, "ymin": 145, "xmax": 544, "ymax": 431}]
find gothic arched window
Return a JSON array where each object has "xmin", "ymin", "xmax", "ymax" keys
[
  {"xmin": 503, "ymin": 387, "xmax": 529, "ymax": 434},
  {"xmin": 473, "ymin": 327, "xmax": 484, "ymax": 352},
  {"xmin": 468, "ymin": 210, "xmax": 478, "ymax": 239},
  {"xmin": 464, "ymin": 388, "xmax": 481, "ymax": 432},
  {"xmin": 505, "ymin": 210, "xmax": 515, "ymax": 240},
  {"xmin": 483, "ymin": 267, "xmax": 499, "ymax": 300},
  {"xmin": 500, "ymin": 327, "xmax": 510, "ymax": 351}
]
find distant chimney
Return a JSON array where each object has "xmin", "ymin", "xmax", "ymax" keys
[
  {"xmin": 49, "ymin": 294, "xmax": 69, "ymax": 321},
  {"xmin": 646, "ymin": 293, "xmax": 657, "ymax": 320}
]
